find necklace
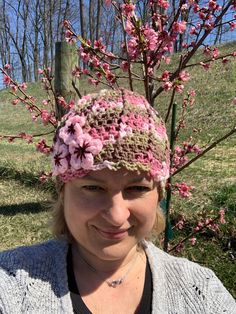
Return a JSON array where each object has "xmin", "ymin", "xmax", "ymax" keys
[{"xmin": 75, "ymin": 248, "xmax": 139, "ymax": 288}]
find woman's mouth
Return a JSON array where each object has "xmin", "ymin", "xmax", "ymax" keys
[{"xmin": 94, "ymin": 227, "xmax": 130, "ymax": 239}]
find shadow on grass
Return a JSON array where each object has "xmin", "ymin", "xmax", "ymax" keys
[
  {"xmin": 0, "ymin": 202, "xmax": 48, "ymax": 216},
  {"xmin": 0, "ymin": 164, "xmax": 56, "ymax": 194}
]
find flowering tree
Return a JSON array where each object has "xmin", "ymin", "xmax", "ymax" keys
[{"xmin": 0, "ymin": 0, "xmax": 236, "ymax": 252}]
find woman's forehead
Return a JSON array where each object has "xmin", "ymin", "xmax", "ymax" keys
[{"xmin": 73, "ymin": 168, "xmax": 154, "ymax": 184}]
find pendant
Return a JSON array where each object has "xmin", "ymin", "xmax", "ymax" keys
[{"xmin": 107, "ymin": 278, "xmax": 123, "ymax": 287}]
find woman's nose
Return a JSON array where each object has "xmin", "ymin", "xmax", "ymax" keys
[{"xmin": 101, "ymin": 192, "xmax": 131, "ymax": 226}]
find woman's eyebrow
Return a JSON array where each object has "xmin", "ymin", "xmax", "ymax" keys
[{"xmin": 81, "ymin": 175, "xmax": 151, "ymax": 184}]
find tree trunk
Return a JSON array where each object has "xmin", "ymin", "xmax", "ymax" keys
[
  {"xmin": 79, "ymin": 0, "xmax": 85, "ymax": 39},
  {"xmin": 89, "ymin": 0, "xmax": 94, "ymax": 42}
]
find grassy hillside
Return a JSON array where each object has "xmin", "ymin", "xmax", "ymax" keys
[{"xmin": 0, "ymin": 42, "xmax": 235, "ymax": 296}]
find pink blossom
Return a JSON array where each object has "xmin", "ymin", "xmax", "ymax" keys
[
  {"xmin": 172, "ymin": 21, "xmax": 186, "ymax": 34},
  {"xmin": 103, "ymin": 63, "xmax": 110, "ymax": 72},
  {"xmin": 72, "ymin": 66, "xmax": 81, "ymax": 78},
  {"xmin": 121, "ymin": 3, "xmax": 135, "ymax": 17},
  {"xmin": 80, "ymin": 50, "xmax": 91, "ymax": 62},
  {"xmin": 94, "ymin": 38, "xmax": 105, "ymax": 51},
  {"xmin": 41, "ymin": 110, "xmax": 51, "ymax": 125},
  {"xmin": 189, "ymin": 237, "xmax": 197, "ymax": 246},
  {"xmin": 194, "ymin": 221, "xmax": 204, "ymax": 232},
  {"xmin": 38, "ymin": 68, "xmax": 44, "ymax": 74},
  {"xmin": 65, "ymin": 30, "xmax": 76, "ymax": 44},
  {"xmin": 150, "ymin": 0, "xmax": 169, "ymax": 9},
  {"xmin": 96, "ymin": 72, "xmax": 102, "ymax": 79},
  {"xmin": 222, "ymin": 58, "xmax": 229, "ymax": 65},
  {"xmin": 88, "ymin": 78, "xmax": 99, "ymax": 86},
  {"xmin": 174, "ymin": 182, "xmax": 193, "ymax": 198},
  {"xmin": 190, "ymin": 27, "xmax": 197, "ymax": 35},
  {"xmin": 208, "ymin": 0, "xmax": 218, "ymax": 10},
  {"xmin": 208, "ymin": 223, "xmax": 219, "ymax": 232},
  {"xmin": 199, "ymin": 11, "xmax": 206, "ymax": 20},
  {"xmin": 175, "ymin": 146, "xmax": 184, "ymax": 156},
  {"xmin": 32, "ymin": 115, "xmax": 37, "ymax": 122},
  {"xmin": 12, "ymin": 99, "xmax": 20, "ymax": 106},
  {"xmin": 127, "ymin": 37, "xmax": 139, "ymax": 59},
  {"xmin": 179, "ymin": 71, "xmax": 190, "ymax": 82},
  {"xmin": 204, "ymin": 46, "xmax": 219, "ymax": 59},
  {"xmin": 229, "ymin": 22, "xmax": 236, "ymax": 31},
  {"xmin": 36, "ymin": 138, "xmax": 51, "ymax": 155},
  {"xmin": 175, "ymin": 84, "xmax": 184, "ymax": 93},
  {"xmin": 4, "ymin": 64, "xmax": 11, "ymax": 70},
  {"xmin": 10, "ymin": 84, "xmax": 18, "ymax": 92},
  {"xmin": 20, "ymin": 82, "xmax": 27, "ymax": 90},
  {"xmin": 143, "ymin": 25, "xmax": 158, "ymax": 51},
  {"xmin": 42, "ymin": 99, "xmax": 49, "ymax": 106},
  {"xmin": 212, "ymin": 47, "xmax": 219, "ymax": 58},
  {"xmin": 69, "ymin": 134, "xmax": 103, "ymax": 170},
  {"xmin": 175, "ymin": 243, "xmax": 185, "ymax": 253},
  {"xmin": 163, "ymin": 81, "xmax": 172, "ymax": 91},
  {"xmin": 91, "ymin": 56, "xmax": 100, "ymax": 68},
  {"xmin": 200, "ymin": 62, "xmax": 211, "ymax": 71},
  {"xmin": 3, "ymin": 75, "xmax": 11, "ymax": 85},
  {"xmin": 63, "ymin": 20, "xmax": 71, "ymax": 29},
  {"xmin": 161, "ymin": 70, "xmax": 170, "ymax": 81},
  {"xmin": 233, "ymin": 97, "xmax": 236, "ymax": 105},
  {"xmin": 165, "ymin": 57, "xmax": 171, "ymax": 64},
  {"xmin": 58, "ymin": 96, "xmax": 69, "ymax": 109},
  {"xmin": 125, "ymin": 20, "xmax": 134, "ymax": 35},
  {"xmin": 189, "ymin": 89, "xmax": 196, "ymax": 97},
  {"xmin": 176, "ymin": 220, "xmax": 185, "ymax": 230},
  {"xmin": 120, "ymin": 61, "xmax": 130, "ymax": 72},
  {"xmin": 219, "ymin": 208, "xmax": 225, "ymax": 224},
  {"xmin": 105, "ymin": 72, "xmax": 116, "ymax": 84},
  {"xmin": 18, "ymin": 132, "xmax": 33, "ymax": 144}
]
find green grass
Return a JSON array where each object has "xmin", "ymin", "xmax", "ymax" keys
[{"xmin": 0, "ymin": 42, "xmax": 235, "ymax": 297}]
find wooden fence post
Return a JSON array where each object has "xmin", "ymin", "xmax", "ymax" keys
[{"xmin": 54, "ymin": 42, "xmax": 79, "ymax": 120}]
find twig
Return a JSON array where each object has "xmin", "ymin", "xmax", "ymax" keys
[
  {"xmin": 0, "ymin": 130, "xmax": 55, "ymax": 139},
  {"xmin": 172, "ymin": 125, "xmax": 236, "ymax": 177},
  {"xmin": 168, "ymin": 214, "xmax": 220, "ymax": 253}
]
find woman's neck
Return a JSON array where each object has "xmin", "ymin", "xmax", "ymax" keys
[{"xmin": 71, "ymin": 242, "xmax": 144, "ymax": 275}]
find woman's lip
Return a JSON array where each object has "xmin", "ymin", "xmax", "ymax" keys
[{"xmin": 94, "ymin": 227, "xmax": 130, "ymax": 239}]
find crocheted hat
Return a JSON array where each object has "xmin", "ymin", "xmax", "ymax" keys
[{"xmin": 52, "ymin": 88, "xmax": 170, "ymax": 182}]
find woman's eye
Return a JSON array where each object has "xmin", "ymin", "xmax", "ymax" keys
[
  {"xmin": 82, "ymin": 185, "xmax": 104, "ymax": 192},
  {"xmin": 126, "ymin": 186, "xmax": 150, "ymax": 192}
]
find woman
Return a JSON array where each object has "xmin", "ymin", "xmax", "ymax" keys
[{"xmin": 0, "ymin": 89, "xmax": 235, "ymax": 313}]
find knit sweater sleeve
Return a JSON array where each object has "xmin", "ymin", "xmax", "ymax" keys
[
  {"xmin": 206, "ymin": 268, "xmax": 236, "ymax": 313},
  {"xmin": 0, "ymin": 240, "xmax": 74, "ymax": 314},
  {"xmin": 145, "ymin": 242, "xmax": 236, "ymax": 314}
]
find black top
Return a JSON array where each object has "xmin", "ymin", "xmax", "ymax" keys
[{"xmin": 67, "ymin": 246, "xmax": 153, "ymax": 314}]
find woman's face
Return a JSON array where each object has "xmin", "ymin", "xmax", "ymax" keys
[{"xmin": 64, "ymin": 168, "xmax": 159, "ymax": 261}]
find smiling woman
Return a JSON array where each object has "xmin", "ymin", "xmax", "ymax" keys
[{"xmin": 0, "ymin": 89, "xmax": 235, "ymax": 314}]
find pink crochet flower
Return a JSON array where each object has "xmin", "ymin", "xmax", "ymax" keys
[
  {"xmin": 59, "ymin": 116, "xmax": 86, "ymax": 145},
  {"xmin": 69, "ymin": 134, "xmax": 103, "ymax": 170},
  {"xmin": 52, "ymin": 142, "xmax": 69, "ymax": 176}
]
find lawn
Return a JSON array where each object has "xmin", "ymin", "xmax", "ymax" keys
[{"xmin": 0, "ymin": 42, "xmax": 235, "ymax": 297}]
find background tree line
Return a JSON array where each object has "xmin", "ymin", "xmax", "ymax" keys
[{"xmin": 0, "ymin": 0, "xmax": 235, "ymax": 86}]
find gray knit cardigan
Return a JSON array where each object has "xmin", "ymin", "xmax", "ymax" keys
[{"xmin": 0, "ymin": 239, "xmax": 235, "ymax": 314}]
